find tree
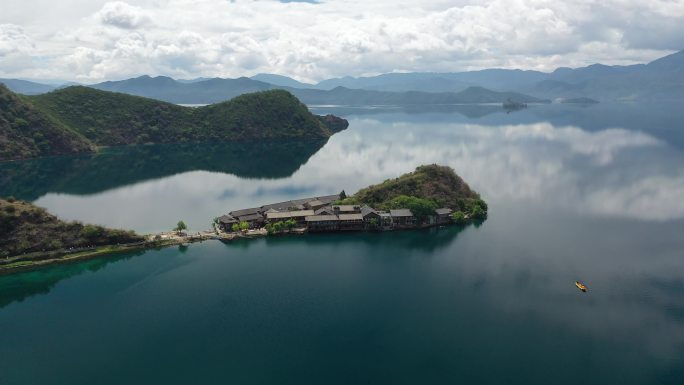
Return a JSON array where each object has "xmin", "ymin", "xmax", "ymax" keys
[
  {"xmin": 369, "ymin": 217, "xmax": 378, "ymax": 229},
  {"xmin": 386, "ymin": 195, "xmax": 437, "ymax": 220},
  {"xmin": 231, "ymin": 223, "xmax": 240, "ymax": 233},
  {"xmin": 451, "ymin": 211, "xmax": 467, "ymax": 225},
  {"xmin": 284, "ymin": 219, "xmax": 296, "ymax": 229},
  {"xmin": 239, "ymin": 221, "xmax": 249, "ymax": 231},
  {"xmin": 340, "ymin": 190, "xmax": 347, "ymax": 200},
  {"xmin": 174, "ymin": 220, "xmax": 187, "ymax": 234}
]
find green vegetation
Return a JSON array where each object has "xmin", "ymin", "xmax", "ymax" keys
[
  {"xmin": 0, "ymin": 85, "xmax": 348, "ymax": 161},
  {"xmin": 265, "ymin": 219, "xmax": 297, "ymax": 235},
  {"xmin": 174, "ymin": 220, "xmax": 187, "ymax": 234},
  {"xmin": 341, "ymin": 164, "xmax": 487, "ymax": 221},
  {"xmin": 0, "ymin": 197, "xmax": 143, "ymax": 259},
  {"xmin": 0, "ymin": 84, "xmax": 93, "ymax": 161}
]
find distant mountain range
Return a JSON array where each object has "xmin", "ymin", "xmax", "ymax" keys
[{"xmin": 1, "ymin": 50, "xmax": 682, "ymax": 103}]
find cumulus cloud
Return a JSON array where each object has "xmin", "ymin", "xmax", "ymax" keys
[
  {"xmin": 98, "ymin": 1, "xmax": 150, "ymax": 29},
  {"xmin": 0, "ymin": 0, "xmax": 682, "ymax": 81},
  {"xmin": 0, "ymin": 24, "xmax": 34, "ymax": 56}
]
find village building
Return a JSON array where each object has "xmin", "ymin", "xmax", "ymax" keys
[
  {"xmin": 304, "ymin": 199, "xmax": 327, "ymax": 210},
  {"xmin": 333, "ymin": 205, "xmax": 361, "ymax": 214},
  {"xmin": 305, "ymin": 215, "xmax": 339, "ymax": 232},
  {"xmin": 237, "ymin": 213, "xmax": 265, "ymax": 229},
  {"xmin": 338, "ymin": 213, "xmax": 364, "ymax": 231},
  {"xmin": 217, "ymin": 215, "xmax": 238, "ymax": 231},
  {"xmin": 266, "ymin": 210, "xmax": 316, "ymax": 225},
  {"xmin": 390, "ymin": 209, "xmax": 416, "ymax": 228},
  {"xmin": 435, "ymin": 208, "xmax": 454, "ymax": 224},
  {"xmin": 361, "ymin": 205, "xmax": 382, "ymax": 230},
  {"xmin": 229, "ymin": 207, "xmax": 260, "ymax": 218},
  {"xmin": 315, "ymin": 206, "xmax": 335, "ymax": 215}
]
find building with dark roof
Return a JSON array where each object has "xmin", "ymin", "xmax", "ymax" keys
[
  {"xmin": 266, "ymin": 210, "xmax": 316, "ymax": 225},
  {"xmin": 435, "ymin": 208, "xmax": 453, "ymax": 224},
  {"xmin": 237, "ymin": 213, "xmax": 265, "ymax": 228},
  {"xmin": 338, "ymin": 213, "xmax": 364, "ymax": 231},
  {"xmin": 217, "ymin": 215, "xmax": 239, "ymax": 231},
  {"xmin": 305, "ymin": 215, "xmax": 339, "ymax": 232},
  {"xmin": 333, "ymin": 205, "xmax": 361, "ymax": 214},
  {"xmin": 390, "ymin": 209, "xmax": 416, "ymax": 228},
  {"xmin": 230, "ymin": 207, "xmax": 261, "ymax": 218}
]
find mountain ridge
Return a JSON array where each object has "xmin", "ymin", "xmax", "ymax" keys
[{"xmin": 0, "ymin": 86, "xmax": 348, "ymax": 161}]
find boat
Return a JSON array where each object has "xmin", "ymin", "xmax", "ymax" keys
[{"xmin": 575, "ymin": 281, "xmax": 587, "ymax": 292}]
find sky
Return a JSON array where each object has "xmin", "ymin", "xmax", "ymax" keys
[{"xmin": 0, "ymin": 0, "xmax": 682, "ymax": 83}]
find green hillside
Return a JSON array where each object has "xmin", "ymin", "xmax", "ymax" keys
[
  {"xmin": 0, "ymin": 84, "xmax": 94, "ymax": 161},
  {"xmin": 342, "ymin": 164, "xmax": 488, "ymax": 219},
  {"xmin": 0, "ymin": 86, "xmax": 348, "ymax": 161},
  {"xmin": 0, "ymin": 197, "xmax": 143, "ymax": 259}
]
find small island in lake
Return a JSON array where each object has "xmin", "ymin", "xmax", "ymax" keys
[{"xmin": 217, "ymin": 165, "xmax": 487, "ymax": 236}]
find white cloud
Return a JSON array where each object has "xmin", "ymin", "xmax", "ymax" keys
[
  {"xmin": 0, "ymin": 0, "xmax": 682, "ymax": 81},
  {"xmin": 98, "ymin": 1, "xmax": 151, "ymax": 29}
]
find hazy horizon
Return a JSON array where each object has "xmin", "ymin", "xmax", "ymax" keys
[{"xmin": 1, "ymin": 0, "xmax": 682, "ymax": 83}]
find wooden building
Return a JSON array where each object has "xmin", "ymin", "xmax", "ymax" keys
[
  {"xmin": 217, "ymin": 215, "xmax": 238, "ymax": 231},
  {"xmin": 435, "ymin": 208, "xmax": 453, "ymax": 224},
  {"xmin": 305, "ymin": 215, "xmax": 339, "ymax": 232},
  {"xmin": 333, "ymin": 205, "xmax": 361, "ymax": 214},
  {"xmin": 390, "ymin": 209, "xmax": 416, "ymax": 228},
  {"xmin": 266, "ymin": 210, "xmax": 316, "ymax": 225},
  {"xmin": 237, "ymin": 213, "xmax": 265, "ymax": 229},
  {"xmin": 338, "ymin": 213, "xmax": 364, "ymax": 231}
]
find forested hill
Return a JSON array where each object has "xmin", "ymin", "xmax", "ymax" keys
[
  {"xmin": 0, "ymin": 84, "xmax": 94, "ymax": 161},
  {"xmin": 0, "ymin": 197, "xmax": 143, "ymax": 259},
  {"xmin": 0, "ymin": 86, "xmax": 348, "ymax": 161},
  {"xmin": 341, "ymin": 164, "xmax": 488, "ymax": 219}
]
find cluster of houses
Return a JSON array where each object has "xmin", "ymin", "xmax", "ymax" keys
[{"xmin": 217, "ymin": 193, "xmax": 455, "ymax": 233}]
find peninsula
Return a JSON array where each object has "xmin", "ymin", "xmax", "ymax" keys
[
  {"xmin": 217, "ymin": 165, "xmax": 487, "ymax": 236},
  {"xmin": 0, "ymin": 165, "xmax": 486, "ymax": 275},
  {"xmin": 0, "ymin": 85, "xmax": 348, "ymax": 161}
]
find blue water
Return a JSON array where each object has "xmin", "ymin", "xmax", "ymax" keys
[{"xmin": 1, "ymin": 102, "xmax": 684, "ymax": 384}]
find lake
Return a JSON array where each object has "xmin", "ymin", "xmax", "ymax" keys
[{"xmin": 1, "ymin": 102, "xmax": 684, "ymax": 384}]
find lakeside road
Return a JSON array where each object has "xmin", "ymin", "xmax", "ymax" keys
[
  {"xmin": 0, "ymin": 230, "xmax": 217, "ymax": 276},
  {"xmin": 0, "ymin": 227, "xmax": 279, "ymax": 276}
]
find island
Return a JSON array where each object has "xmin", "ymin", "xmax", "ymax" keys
[
  {"xmin": 0, "ymin": 84, "xmax": 348, "ymax": 162},
  {"xmin": 216, "ymin": 165, "xmax": 487, "ymax": 237},
  {"xmin": 0, "ymin": 165, "xmax": 486, "ymax": 275}
]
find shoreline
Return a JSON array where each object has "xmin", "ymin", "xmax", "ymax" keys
[{"xmin": 0, "ymin": 220, "xmax": 477, "ymax": 277}]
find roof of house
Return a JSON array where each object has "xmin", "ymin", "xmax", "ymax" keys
[
  {"xmin": 218, "ymin": 215, "xmax": 238, "ymax": 224},
  {"xmin": 266, "ymin": 210, "xmax": 316, "ymax": 220},
  {"xmin": 305, "ymin": 215, "xmax": 339, "ymax": 222},
  {"xmin": 435, "ymin": 208, "xmax": 453, "ymax": 215},
  {"xmin": 333, "ymin": 205, "xmax": 360, "ymax": 212},
  {"xmin": 317, "ymin": 194, "xmax": 341, "ymax": 204},
  {"xmin": 264, "ymin": 208, "xmax": 280, "ymax": 214},
  {"xmin": 306, "ymin": 199, "xmax": 326, "ymax": 207},
  {"xmin": 230, "ymin": 207, "xmax": 260, "ymax": 217},
  {"xmin": 238, "ymin": 213, "xmax": 264, "ymax": 222},
  {"xmin": 338, "ymin": 213, "xmax": 364, "ymax": 221},
  {"xmin": 390, "ymin": 209, "xmax": 414, "ymax": 217},
  {"xmin": 315, "ymin": 206, "xmax": 335, "ymax": 215},
  {"xmin": 360, "ymin": 205, "xmax": 378, "ymax": 217}
]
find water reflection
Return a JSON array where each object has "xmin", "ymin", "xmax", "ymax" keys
[
  {"xmin": 2, "ymin": 105, "xmax": 684, "ymax": 232},
  {"xmin": 0, "ymin": 139, "xmax": 330, "ymax": 201},
  {"xmin": 0, "ymin": 251, "xmax": 143, "ymax": 309}
]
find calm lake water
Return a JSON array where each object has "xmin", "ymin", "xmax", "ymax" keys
[{"xmin": 1, "ymin": 102, "xmax": 684, "ymax": 384}]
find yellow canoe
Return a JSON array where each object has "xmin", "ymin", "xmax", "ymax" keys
[{"xmin": 575, "ymin": 281, "xmax": 587, "ymax": 292}]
